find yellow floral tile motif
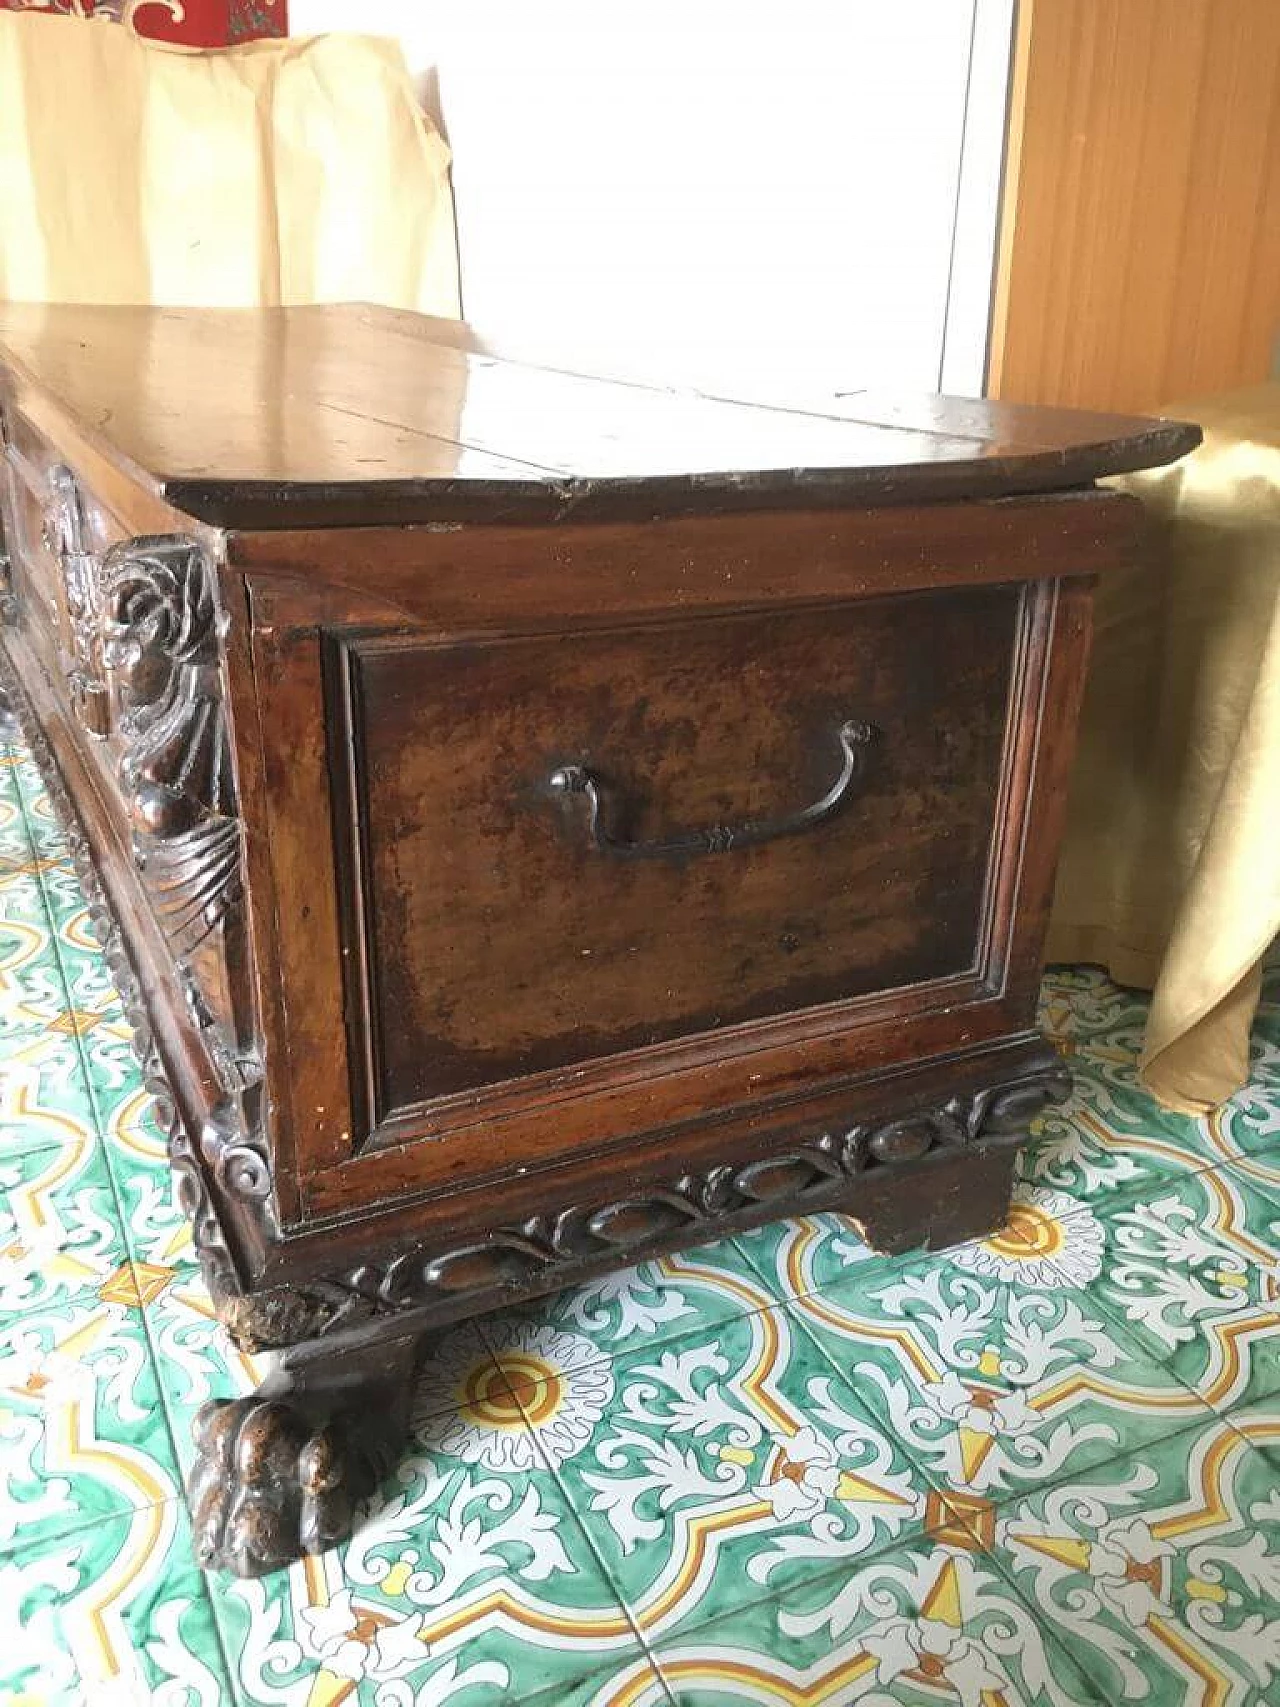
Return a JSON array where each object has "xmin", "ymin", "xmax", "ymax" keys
[{"xmin": 1, "ymin": 711, "xmax": 1279, "ymax": 1703}]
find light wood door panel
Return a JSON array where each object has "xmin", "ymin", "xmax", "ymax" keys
[{"xmin": 991, "ymin": 0, "xmax": 1280, "ymax": 413}]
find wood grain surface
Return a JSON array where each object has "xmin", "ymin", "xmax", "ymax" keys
[
  {"xmin": 0, "ymin": 301, "xmax": 1198, "ymax": 526},
  {"xmin": 991, "ymin": 0, "xmax": 1280, "ymax": 412}
]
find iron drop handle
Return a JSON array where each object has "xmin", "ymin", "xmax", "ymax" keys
[{"xmin": 549, "ymin": 719, "xmax": 875, "ymax": 860}]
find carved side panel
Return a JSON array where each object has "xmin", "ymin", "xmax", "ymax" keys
[{"xmin": 97, "ymin": 535, "xmax": 274, "ymax": 1224}]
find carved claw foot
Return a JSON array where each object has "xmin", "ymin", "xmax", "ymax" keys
[{"xmin": 187, "ymin": 1335, "xmax": 419, "ymax": 1577}]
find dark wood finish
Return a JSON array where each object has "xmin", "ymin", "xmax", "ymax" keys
[
  {"xmin": 342, "ymin": 592, "xmax": 1015, "ymax": 1114},
  {"xmin": 188, "ymin": 1330, "xmax": 422, "ymax": 1580},
  {"xmin": 0, "ymin": 302, "xmax": 1198, "ymax": 526},
  {"xmin": 0, "ymin": 303, "xmax": 1199, "ymax": 1577}
]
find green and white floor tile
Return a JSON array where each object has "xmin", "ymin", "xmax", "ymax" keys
[{"xmin": 2, "ymin": 706, "xmax": 1279, "ymax": 1706}]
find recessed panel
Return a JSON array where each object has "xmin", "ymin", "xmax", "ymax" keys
[{"xmin": 341, "ymin": 589, "xmax": 1019, "ymax": 1118}]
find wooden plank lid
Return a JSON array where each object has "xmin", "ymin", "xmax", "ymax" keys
[{"xmin": 0, "ymin": 301, "xmax": 1201, "ymax": 529}]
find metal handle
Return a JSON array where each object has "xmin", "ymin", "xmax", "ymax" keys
[{"xmin": 550, "ymin": 719, "xmax": 875, "ymax": 860}]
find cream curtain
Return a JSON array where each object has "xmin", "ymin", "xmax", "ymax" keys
[
  {"xmin": 1047, "ymin": 384, "xmax": 1280, "ymax": 1113},
  {"xmin": 0, "ymin": 13, "xmax": 460, "ymax": 316}
]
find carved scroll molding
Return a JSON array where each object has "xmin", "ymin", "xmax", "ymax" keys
[{"xmin": 217, "ymin": 1059, "xmax": 1071, "ymax": 1353}]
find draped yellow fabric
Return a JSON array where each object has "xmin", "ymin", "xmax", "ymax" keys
[
  {"xmin": 0, "ymin": 14, "xmax": 460, "ymax": 317},
  {"xmin": 1047, "ymin": 384, "xmax": 1280, "ymax": 1113}
]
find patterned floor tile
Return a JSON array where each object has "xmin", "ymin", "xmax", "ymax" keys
[
  {"xmin": 480, "ymin": 1239, "xmax": 777, "ymax": 1378},
  {"xmin": 74, "ymin": 1029, "xmax": 198, "ymax": 1269},
  {"xmin": 647, "ymin": 1531, "xmax": 1107, "ymax": 1706},
  {"xmin": 18, "ymin": 798, "xmax": 78, "ymax": 865},
  {"xmin": 991, "ymin": 1412, "xmax": 1280, "ymax": 1707},
  {"xmin": 1039, "ymin": 964, "xmax": 1151, "ymax": 1046},
  {"xmin": 1209, "ymin": 1082, "xmax": 1280, "ymax": 1162},
  {"xmin": 3, "ymin": 1498, "xmax": 231, "ymax": 1707},
  {"xmin": 0, "ymin": 1134, "xmax": 127, "ymax": 1315},
  {"xmin": 32, "ymin": 855, "xmax": 97, "ymax": 924},
  {"xmin": 211, "ymin": 1435, "xmax": 648, "ymax": 1707},
  {"xmin": 1015, "ymin": 1067, "xmax": 1227, "ymax": 1205},
  {"xmin": 0, "ymin": 836, "xmax": 60, "ymax": 930},
  {"xmin": 731, "ymin": 1210, "xmax": 884, "ymax": 1302},
  {"xmin": 0, "ymin": 778, "xmax": 102, "ymax": 1059},
  {"xmin": 2, "ymin": 740, "xmax": 73, "ymax": 854},
  {"xmin": 0, "ymin": 917, "xmax": 62, "ymax": 1025},
  {"xmin": 45, "ymin": 902, "xmax": 125, "ymax": 1016},
  {"xmin": 0, "ymin": 831, "xmax": 91, "ymax": 1036},
  {"xmin": 500, "ymin": 1304, "xmax": 938, "ymax": 1644},
  {"xmin": 788, "ymin": 1194, "xmax": 1215, "ymax": 1520},
  {"xmin": 0, "ymin": 1282, "xmax": 183, "ymax": 1553},
  {"xmin": 0, "ymin": 1029, "xmax": 109, "ymax": 1165},
  {"xmin": 1053, "ymin": 1164, "xmax": 1280, "ymax": 1416}
]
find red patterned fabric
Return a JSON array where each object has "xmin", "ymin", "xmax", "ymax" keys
[{"xmin": 0, "ymin": 1, "xmax": 286, "ymax": 45}]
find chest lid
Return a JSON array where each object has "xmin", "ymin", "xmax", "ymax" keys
[{"xmin": 0, "ymin": 302, "xmax": 1199, "ymax": 530}]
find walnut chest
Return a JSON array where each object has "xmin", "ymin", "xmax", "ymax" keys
[{"xmin": 0, "ymin": 303, "xmax": 1198, "ymax": 1575}]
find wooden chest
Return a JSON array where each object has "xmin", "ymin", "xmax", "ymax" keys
[{"xmin": 0, "ymin": 302, "xmax": 1197, "ymax": 1575}]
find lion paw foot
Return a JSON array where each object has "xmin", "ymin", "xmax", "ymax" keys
[{"xmin": 187, "ymin": 1396, "xmax": 372, "ymax": 1577}]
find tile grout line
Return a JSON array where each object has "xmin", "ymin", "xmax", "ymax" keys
[
  {"xmin": 1056, "ymin": 1241, "xmax": 1280, "ymax": 1428},
  {"xmin": 492, "ymin": 1348, "xmax": 725, "ymax": 1686},
  {"xmin": 7, "ymin": 755, "xmax": 176, "ymax": 1289},
  {"xmin": 781, "ymin": 1247, "xmax": 1229, "ymax": 1540}
]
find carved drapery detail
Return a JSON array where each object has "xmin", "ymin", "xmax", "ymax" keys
[{"xmin": 101, "ymin": 535, "xmax": 232, "ymax": 837}]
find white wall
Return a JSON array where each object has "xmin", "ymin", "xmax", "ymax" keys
[{"xmin": 291, "ymin": 1, "xmax": 1012, "ymax": 398}]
